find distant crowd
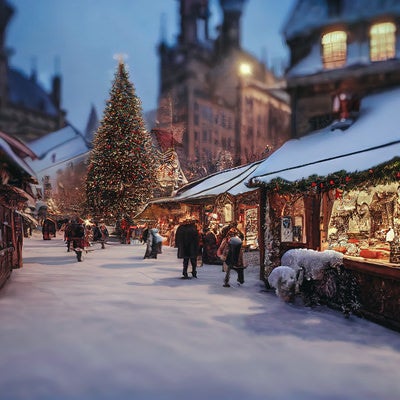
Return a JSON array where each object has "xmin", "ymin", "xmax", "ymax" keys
[{"xmin": 40, "ymin": 215, "xmax": 247, "ymax": 287}]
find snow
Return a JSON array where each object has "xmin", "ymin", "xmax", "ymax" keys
[
  {"xmin": 1, "ymin": 233, "xmax": 400, "ymax": 399},
  {"xmin": 249, "ymin": 87, "xmax": 400, "ymax": 186},
  {"xmin": 173, "ymin": 161, "xmax": 262, "ymax": 201},
  {"xmin": 281, "ymin": 248, "xmax": 343, "ymax": 280},
  {"xmin": 27, "ymin": 125, "xmax": 88, "ymax": 164}
]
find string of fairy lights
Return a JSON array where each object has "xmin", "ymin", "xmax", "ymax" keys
[{"xmin": 85, "ymin": 61, "xmax": 157, "ymax": 219}]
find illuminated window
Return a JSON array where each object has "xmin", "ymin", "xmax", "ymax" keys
[
  {"xmin": 370, "ymin": 22, "xmax": 396, "ymax": 62},
  {"xmin": 322, "ymin": 31, "xmax": 347, "ymax": 68}
]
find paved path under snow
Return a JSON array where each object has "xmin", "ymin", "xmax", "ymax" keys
[{"xmin": 0, "ymin": 233, "xmax": 400, "ymax": 400}]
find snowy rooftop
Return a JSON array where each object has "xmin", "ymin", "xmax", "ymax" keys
[
  {"xmin": 283, "ymin": 0, "xmax": 400, "ymax": 41},
  {"xmin": 0, "ymin": 136, "xmax": 37, "ymax": 179},
  {"xmin": 173, "ymin": 160, "xmax": 262, "ymax": 201},
  {"xmin": 249, "ymin": 86, "xmax": 400, "ymax": 186},
  {"xmin": 27, "ymin": 125, "xmax": 89, "ymax": 174}
]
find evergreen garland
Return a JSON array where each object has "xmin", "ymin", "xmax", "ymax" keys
[{"xmin": 263, "ymin": 157, "xmax": 400, "ymax": 195}]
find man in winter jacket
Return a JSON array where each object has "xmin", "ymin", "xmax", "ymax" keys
[
  {"xmin": 217, "ymin": 228, "xmax": 245, "ymax": 287},
  {"xmin": 175, "ymin": 219, "xmax": 200, "ymax": 278}
]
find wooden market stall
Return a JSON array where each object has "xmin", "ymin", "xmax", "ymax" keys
[
  {"xmin": 0, "ymin": 131, "xmax": 38, "ymax": 289},
  {"xmin": 247, "ymin": 88, "xmax": 400, "ymax": 330},
  {"xmin": 138, "ymin": 161, "xmax": 263, "ymax": 265}
]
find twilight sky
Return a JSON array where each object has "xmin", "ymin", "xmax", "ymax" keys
[{"xmin": 6, "ymin": 0, "xmax": 295, "ymax": 133}]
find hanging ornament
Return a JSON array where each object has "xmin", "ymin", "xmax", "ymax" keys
[{"xmin": 335, "ymin": 188, "xmax": 343, "ymax": 199}]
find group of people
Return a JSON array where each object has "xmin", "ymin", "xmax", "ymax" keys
[
  {"xmin": 173, "ymin": 219, "xmax": 246, "ymax": 287},
  {"xmin": 60, "ymin": 218, "xmax": 109, "ymax": 262},
  {"xmin": 53, "ymin": 214, "xmax": 246, "ymax": 285}
]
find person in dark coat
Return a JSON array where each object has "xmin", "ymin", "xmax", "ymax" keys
[
  {"xmin": 69, "ymin": 218, "xmax": 85, "ymax": 262},
  {"xmin": 202, "ymin": 226, "xmax": 220, "ymax": 264},
  {"xmin": 64, "ymin": 220, "xmax": 73, "ymax": 251},
  {"xmin": 93, "ymin": 222, "xmax": 109, "ymax": 249},
  {"xmin": 42, "ymin": 218, "xmax": 56, "ymax": 240},
  {"xmin": 217, "ymin": 227, "xmax": 245, "ymax": 287},
  {"xmin": 175, "ymin": 219, "xmax": 200, "ymax": 279}
]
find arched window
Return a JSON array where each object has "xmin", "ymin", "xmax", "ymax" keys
[
  {"xmin": 370, "ymin": 22, "xmax": 396, "ymax": 62},
  {"xmin": 322, "ymin": 30, "xmax": 347, "ymax": 69}
]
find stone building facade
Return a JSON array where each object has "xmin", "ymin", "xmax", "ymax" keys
[
  {"xmin": 283, "ymin": 0, "xmax": 400, "ymax": 137},
  {"xmin": 0, "ymin": 0, "xmax": 66, "ymax": 143},
  {"xmin": 156, "ymin": 0, "xmax": 291, "ymax": 181}
]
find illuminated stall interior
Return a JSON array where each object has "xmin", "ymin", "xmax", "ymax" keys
[{"xmin": 326, "ymin": 182, "xmax": 400, "ymax": 263}]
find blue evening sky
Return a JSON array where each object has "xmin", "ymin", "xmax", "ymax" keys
[{"xmin": 7, "ymin": 0, "xmax": 295, "ymax": 132}]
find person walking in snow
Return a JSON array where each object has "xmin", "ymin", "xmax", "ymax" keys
[
  {"xmin": 175, "ymin": 218, "xmax": 200, "ymax": 279},
  {"xmin": 69, "ymin": 218, "xmax": 85, "ymax": 262},
  {"xmin": 143, "ymin": 225, "xmax": 159, "ymax": 259},
  {"xmin": 217, "ymin": 227, "xmax": 245, "ymax": 287},
  {"xmin": 99, "ymin": 222, "xmax": 109, "ymax": 249},
  {"xmin": 92, "ymin": 222, "xmax": 104, "ymax": 248}
]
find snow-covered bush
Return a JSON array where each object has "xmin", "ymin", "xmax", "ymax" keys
[
  {"xmin": 269, "ymin": 248, "xmax": 360, "ymax": 316},
  {"xmin": 281, "ymin": 248, "xmax": 343, "ymax": 281},
  {"xmin": 268, "ymin": 266, "xmax": 297, "ymax": 302}
]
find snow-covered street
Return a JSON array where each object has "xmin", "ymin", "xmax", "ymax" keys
[{"xmin": 1, "ymin": 232, "xmax": 400, "ymax": 400}]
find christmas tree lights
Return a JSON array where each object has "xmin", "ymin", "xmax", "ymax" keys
[{"xmin": 85, "ymin": 60, "xmax": 157, "ymax": 220}]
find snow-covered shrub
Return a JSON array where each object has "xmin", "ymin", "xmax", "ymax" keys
[
  {"xmin": 270, "ymin": 248, "xmax": 360, "ymax": 316},
  {"xmin": 268, "ymin": 266, "xmax": 297, "ymax": 303},
  {"xmin": 281, "ymin": 248, "xmax": 343, "ymax": 281}
]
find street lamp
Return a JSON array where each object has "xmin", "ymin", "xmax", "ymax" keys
[
  {"xmin": 236, "ymin": 62, "xmax": 252, "ymax": 164},
  {"xmin": 239, "ymin": 62, "xmax": 252, "ymax": 76}
]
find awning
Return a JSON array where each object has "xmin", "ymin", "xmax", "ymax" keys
[
  {"xmin": 174, "ymin": 160, "xmax": 262, "ymax": 201},
  {"xmin": 0, "ymin": 184, "xmax": 35, "ymax": 205},
  {"xmin": 16, "ymin": 211, "xmax": 39, "ymax": 226}
]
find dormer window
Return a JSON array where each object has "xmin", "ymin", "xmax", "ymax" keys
[
  {"xmin": 322, "ymin": 30, "xmax": 347, "ymax": 69},
  {"xmin": 370, "ymin": 22, "xmax": 396, "ymax": 62}
]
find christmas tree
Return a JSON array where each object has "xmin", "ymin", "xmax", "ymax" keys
[{"xmin": 85, "ymin": 60, "xmax": 157, "ymax": 220}]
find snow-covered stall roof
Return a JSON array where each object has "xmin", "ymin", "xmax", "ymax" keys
[
  {"xmin": 173, "ymin": 160, "xmax": 263, "ymax": 202},
  {"xmin": 0, "ymin": 137, "xmax": 37, "ymax": 179},
  {"xmin": 27, "ymin": 125, "xmax": 89, "ymax": 173},
  {"xmin": 248, "ymin": 87, "xmax": 400, "ymax": 187},
  {"xmin": 135, "ymin": 161, "xmax": 262, "ymax": 220}
]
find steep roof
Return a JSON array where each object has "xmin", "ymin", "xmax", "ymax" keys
[
  {"xmin": 84, "ymin": 105, "xmax": 100, "ymax": 146},
  {"xmin": 0, "ymin": 136, "xmax": 37, "ymax": 181},
  {"xmin": 7, "ymin": 67, "xmax": 59, "ymax": 116},
  {"xmin": 171, "ymin": 160, "xmax": 262, "ymax": 201},
  {"xmin": 27, "ymin": 125, "xmax": 89, "ymax": 174}
]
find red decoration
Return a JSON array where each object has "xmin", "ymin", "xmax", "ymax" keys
[
  {"xmin": 335, "ymin": 188, "xmax": 343, "ymax": 199},
  {"xmin": 311, "ymin": 182, "xmax": 317, "ymax": 187}
]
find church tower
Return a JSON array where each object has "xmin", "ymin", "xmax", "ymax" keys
[
  {"xmin": 218, "ymin": 0, "xmax": 247, "ymax": 50},
  {"xmin": 178, "ymin": 0, "xmax": 210, "ymax": 46},
  {"xmin": 0, "ymin": 0, "xmax": 14, "ymax": 107},
  {"xmin": 156, "ymin": 0, "xmax": 290, "ymax": 181}
]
